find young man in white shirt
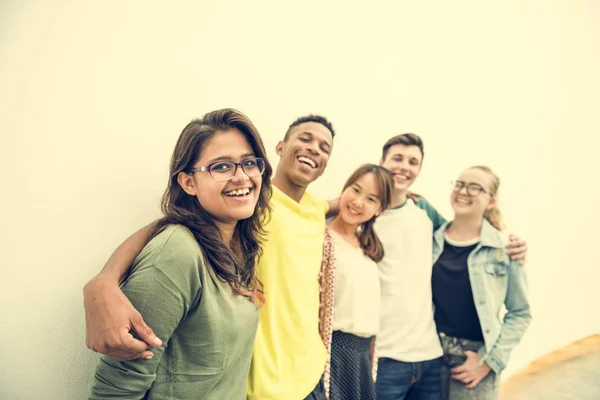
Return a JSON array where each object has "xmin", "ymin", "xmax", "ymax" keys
[{"xmin": 374, "ymin": 133, "xmax": 527, "ymax": 400}]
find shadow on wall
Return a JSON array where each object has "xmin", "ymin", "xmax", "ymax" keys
[{"xmin": 500, "ymin": 334, "xmax": 600, "ymax": 399}]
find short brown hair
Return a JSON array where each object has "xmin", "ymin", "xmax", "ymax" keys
[{"xmin": 381, "ymin": 133, "xmax": 424, "ymax": 161}]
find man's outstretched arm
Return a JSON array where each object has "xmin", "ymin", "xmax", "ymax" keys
[
  {"xmin": 326, "ymin": 198, "xmax": 340, "ymax": 219},
  {"xmin": 83, "ymin": 222, "xmax": 162, "ymax": 361}
]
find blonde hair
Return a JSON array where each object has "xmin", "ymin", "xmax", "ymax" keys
[{"xmin": 470, "ymin": 165, "xmax": 504, "ymax": 231}]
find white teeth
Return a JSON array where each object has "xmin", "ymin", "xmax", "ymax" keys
[
  {"xmin": 298, "ymin": 156, "xmax": 316, "ymax": 168},
  {"xmin": 225, "ymin": 188, "xmax": 250, "ymax": 196}
]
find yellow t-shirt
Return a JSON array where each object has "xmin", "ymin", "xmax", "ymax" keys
[{"xmin": 247, "ymin": 186, "xmax": 328, "ymax": 400}]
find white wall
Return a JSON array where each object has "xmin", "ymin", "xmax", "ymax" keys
[{"xmin": 1, "ymin": 1, "xmax": 598, "ymax": 398}]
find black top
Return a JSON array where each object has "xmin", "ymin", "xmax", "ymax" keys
[{"xmin": 432, "ymin": 239, "xmax": 484, "ymax": 341}]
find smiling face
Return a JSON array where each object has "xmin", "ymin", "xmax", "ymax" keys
[
  {"xmin": 338, "ymin": 172, "xmax": 383, "ymax": 226},
  {"xmin": 380, "ymin": 143, "xmax": 423, "ymax": 192},
  {"xmin": 177, "ymin": 129, "xmax": 262, "ymax": 231},
  {"xmin": 275, "ymin": 121, "xmax": 333, "ymax": 187},
  {"xmin": 451, "ymin": 168, "xmax": 496, "ymax": 220}
]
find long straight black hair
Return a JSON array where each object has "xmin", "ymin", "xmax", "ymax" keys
[{"xmin": 341, "ymin": 164, "xmax": 393, "ymax": 262}]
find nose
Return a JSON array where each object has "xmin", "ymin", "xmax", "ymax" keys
[
  {"xmin": 306, "ymin": 141, "xmax": 321, "ymax": 156},
  {"xmin": 457, "ymin": 185, "xmax": 469, "ymax": 195},
  {"xmin": 230, "ymin": 164, "xmax": 250, "ymax": 183},
  {"xmin": 399, "ymin": 159, "xmax": 411, "ymax": 169},
  {"xmin": 352, "ymin": 197, "xmax": 364, "ymax": 208}
]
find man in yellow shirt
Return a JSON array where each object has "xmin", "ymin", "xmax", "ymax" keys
[
  {"xmin": 83, "ymin": 114, "xmax": 336, "ymax": 400},
  {"xmin": 248, "ymin": 115, "xmax": 334, "ymax": 399}
]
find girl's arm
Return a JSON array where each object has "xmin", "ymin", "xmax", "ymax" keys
[
  {"xmin": 89, "ymin": 228, "xmax": 203, "ymax": 399},
  {"xmin": 480, "ymin": 260, "xmax": 532, "ymax": 373},
  {"xmin": 84, "ymin": 222, "xmax": 162, "ymax": 360}
]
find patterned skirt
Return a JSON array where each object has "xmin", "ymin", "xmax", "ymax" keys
[{"xmin": 329, "ymin": 330, "xmax": 376, "ymax": 400}]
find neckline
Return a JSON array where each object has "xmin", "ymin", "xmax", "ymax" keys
[
  {"xmin": 329, "ymin": 228, "xmax": 362, "ymax": 250},
  {"xmin": 444, "ymin": 232, "xmax": 480, "ymax": 247}
]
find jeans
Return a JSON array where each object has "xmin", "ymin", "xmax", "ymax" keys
[
  {"xmin": 376, "ymin": 357, "xmax": 442, "ymax": 400},
  {"xmin": 439, "ymin": 332, "xmax": 499, "ymax": 400}
]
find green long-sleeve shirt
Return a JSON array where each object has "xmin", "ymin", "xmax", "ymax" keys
[{"xmin": 90, "ymin": 225, "xmax": 259, "ymax": 399}]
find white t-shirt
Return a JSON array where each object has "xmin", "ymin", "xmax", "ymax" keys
[
  {"xmin": 374, "ymin": 200, "xmax": 443, "ymax": 362},
  {"xmin": 330, "ymin": 229, "xmax": 380, "ymax": 338}
]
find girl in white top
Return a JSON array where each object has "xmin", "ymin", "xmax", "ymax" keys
[{"xmin": 327, "ymin": 164, "xmax": 394, "ymax": 400}]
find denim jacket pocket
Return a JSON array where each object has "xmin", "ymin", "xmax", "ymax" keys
[{"xmin": 484, "ymin": 262, "xmax": 508, "ymax": 277}]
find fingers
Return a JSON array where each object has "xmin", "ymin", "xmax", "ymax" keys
[
  {"xmin": 121, "ymin": 332, "xmax": 155, "ymax": 354},
  {"xmin": 136, "ymin": 350, "xmax": 155, "ymax": 360},
  {"xmin": 465, "ymin": 378, "xmax": 480, "ymax": 389},
  {"xmin": 450, "ymin": 364, "xmax": 467, "ymax": 374},
  {"xmin": 506, "ymin": 240, "xmax": 526, "ymax": 253},
  {"xmin": 507, "ymin": 246, "xmax": 527, "ymax": 258},
  {"xmin": 451, "ymin": 372, "xmax": 471, "ymax": 384},
  {"xmin": 131, "ymin": 313, "xmax": 162, "ymax": 348},
  {"xmin": 104, "ymin": 346, "xmax": 151, "ymax": 361},
  {"xmin": 88, "ymin": 327, "xmax": 155, "ymax": 361}
]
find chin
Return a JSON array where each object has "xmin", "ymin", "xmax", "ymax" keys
[
  {"xmin": 290, "ymin": 171, "xmax": 314, "ymax": 186},
  {"xmin": 229, "ymin": 208, "xmax": 256, "ymax": 222},
  {"xmin": 395, "ymin": 182, "xmax": 411, "ymax": 191}
]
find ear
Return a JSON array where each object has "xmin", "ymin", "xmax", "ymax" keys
[
  {"xmin": 177, "ymin": 171, "xmax": 197, "ymax": 196},
  {"xmin": 485, "ymin": 196, "xmax": 497, "ymax": 211},
  {"xmin": 379, "ymin": 158, "xmax": 384, "ymax": 166},
  {"xmin": 275, "ymin": 141, "xmax": 285, "ymax": 157}
]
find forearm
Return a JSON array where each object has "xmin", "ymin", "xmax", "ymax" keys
[
  {"xmin": 484, "ymin": 308, "xmax": 531, "ymax": 373},
  {"xmin": 95, "ymin": 222, "xmax": 156, "ymax": 284},
  {"xmin": 326, "ymin": 198, "xmax": 339, "ymax": 219},
  {"xmin": 484, "ymin": 263, "xmax": 531, "ymax": 373},
  {"xmin": 90, "ymin": 261, "xmax": 191, "ymax": 398}
]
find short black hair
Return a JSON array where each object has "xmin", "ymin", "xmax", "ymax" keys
[
  {"xmin": 283, "ymin": 114, "xmax": 335, "ymax": 141},
  {"xmin": 381, "ymin": 133, "xmax": 424, "ymax": 161}
]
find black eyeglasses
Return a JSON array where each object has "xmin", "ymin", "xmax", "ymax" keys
[
  {"xmin": 188, "ymin": 157, "xmax": 266, "ymax": 182},
  {"xmin": 451, "ymin": 180, "xmax": 490, "ymax": 197}
]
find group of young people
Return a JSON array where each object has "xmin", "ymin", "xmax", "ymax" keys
[{"xmin": 84, "ymin": 108, "xmax": 531, "ymax": 400}]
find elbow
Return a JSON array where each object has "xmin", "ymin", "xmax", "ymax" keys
[
  {"xmin": 506, "ymin": 305, "xmax": 532, "ymax": 334},
  {"xmin": 90, "ymin": 359, "xmax": 155, "ymax": 399}
]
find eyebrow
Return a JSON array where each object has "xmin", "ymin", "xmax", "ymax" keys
[
  {"xmin": 300, "ymin": 131, "xmax": 332, "ymax": 148},
  {"xmin": 206, "ymin": 152, "xmax": 256, "ymax": 164},
  {"xmin": 353, "ymin": 183, "xmax": 380, "ymax": 198}
]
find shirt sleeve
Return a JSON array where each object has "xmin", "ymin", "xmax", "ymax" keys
[
  {"xmin": 415, "ymin": 196, "xmax": 447, "ymax": 230},
  {"xmin": 89, "ymin": 228, "xmax": 203, "ymax": 399},
  {"xmin": 323, "ymin": 198, "xmax": 330, "ymax": 213},
  {"xmin": 481, "ymin": 260, "xmax": 532, "ymax": 374}
]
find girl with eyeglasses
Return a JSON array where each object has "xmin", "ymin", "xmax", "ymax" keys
[
  {"xmin": 431, "ymin": 166, "xmax": 531, "ymax": 399},
  {"xmin": 89, "ymin": 109, "xmax": 272, "ymax": 399}
]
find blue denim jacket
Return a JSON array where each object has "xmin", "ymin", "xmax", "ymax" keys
[{"xmin": 432, "ymin": 220, "xmax": 532, "ymax": 374}]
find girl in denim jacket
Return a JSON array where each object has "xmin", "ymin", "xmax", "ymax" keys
[{"xmin": 431, "ymin": 166, "xmax": 531, "ymax": 400}]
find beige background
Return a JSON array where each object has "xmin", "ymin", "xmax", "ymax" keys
[{"xmin": 1, "ymin": 1, "xmax": 599, "ymax": 399}]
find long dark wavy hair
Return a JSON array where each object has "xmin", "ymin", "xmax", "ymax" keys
[
  {"xmin": 151, "ymin": 108, "xmax": 272, "ymax": 301},
  {"xmin": 342, "ymin": 164, "xmax": 393, "ymax": 263}
]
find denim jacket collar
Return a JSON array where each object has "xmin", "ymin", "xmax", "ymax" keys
[{"xmin": 434, "ymin": 219, "xmax": 504, "ymax": 250}]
